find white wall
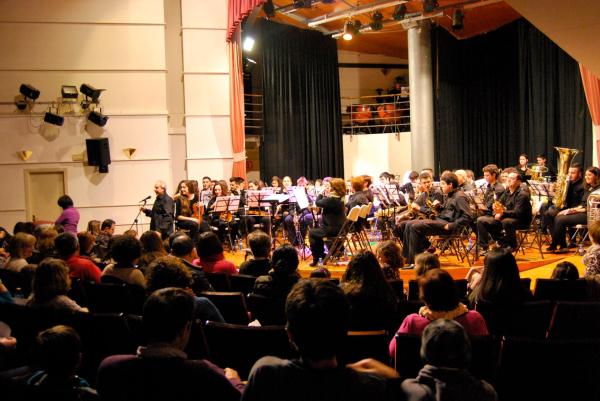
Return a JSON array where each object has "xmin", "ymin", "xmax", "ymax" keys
[
  {"xmin": 339, "ymin": 50, "xmax": 412, "ymax": 178},
  {"xmin": 181, "ymin": 0, "xmax": 232, "ymax": 182},
  {"xmin": 0, "ymin": 0, "xmax": 169, "ymax": 233}
]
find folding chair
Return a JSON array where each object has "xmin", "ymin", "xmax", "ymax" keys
[
  {"xmin": 514, "ymin": 214, "xmax": 544, "ymax": 259},
  {"xmin": 323, "ymin": 206, "xmax": 360, "ymax": 264},
  {"xmin": 432, "ymin": 225, "xmax": 474, "ymax": 266},
  {"xmin": 356, "ymin": 203, "xmax": 373, "ymax": 251}
]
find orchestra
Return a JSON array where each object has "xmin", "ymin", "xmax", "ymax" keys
[{"xmin": 142, "ymin": 147, "xmax": 598, "ymax": 266}]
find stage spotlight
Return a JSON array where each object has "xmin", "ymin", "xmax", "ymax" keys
[
  {"xmin": 15, "ymin": 95, "xmax": 27, "ymax": 111},
  {"xmin": 393, "ymin": 4, "xmax": 407, "ymax": 21},
  {"xmin": 370, "ymin": 11, "xmax": 383, "ymax": 31},
  {"xmin": 20, "ymin": 84, "xmax": 40, "ymax": 101},
  {"xmin": 342, "ymin": 20, "xmax": 353, "ymax": 41},
  {"xmin": 423, "ymin": 0, "xmax": 438, "ymax": 13},
  {"xmin": 44, "ymin": 111, "xmax": 64, "ymax": 127},
  {"xmin": 61, "ymin": 85, "xmax": 78, "ymax": 100},
  {"xmin": 352, "ymin": 19, "xmax": 362, "ymax": 34},
  {"xmin": 243, "ymin": 36, "xmax": 255, "ymax": 52},
  {"xmin": 88, "ymin": 110, "xmax": 109, "ymax": 127},
  {"xmin": 452, "ymin": 9, "xmax": 464, "ymax": 31},
  {"xmin": 79, "ymin": 83, "xmax": 104, "ymax": 102},
  {"xmin": 263, "ymin": 0, "xmax": 276, "ymax": 17}
]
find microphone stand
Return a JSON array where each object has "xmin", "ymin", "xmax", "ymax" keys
[{"xmin": 129, "ymin": 199, "xmax": 148, "ymax": 232}]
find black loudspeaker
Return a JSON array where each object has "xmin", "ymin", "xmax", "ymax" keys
[{"xmin": 86, "ymin": 138, "xmax": 111, "ymax": 173}]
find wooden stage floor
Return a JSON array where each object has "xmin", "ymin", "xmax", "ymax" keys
[{"xmin": 222, "ymin": 238, "xmax": 588, "ymax": 291}]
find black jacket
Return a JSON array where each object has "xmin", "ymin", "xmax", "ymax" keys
[
  {"xmin": 483, "ymin": 182, "xmax": 505, "ymax": 215},
  {"xmin": 316, "ymin": 195, "xmax": 346, "ymax": 231},
  {"xmin": 499, "ymin": 186, "xmax": 532, "ymax": 227},
  {"xmin": 565, "ymin": 178, "xmax": 585, "ymax": 209},
  {"xmin": 143, "ymin": 194, "xmax": 174, "ymax": 233},
  {"xmin": 437, "ymin": 189, "xmax": 473, "ymax": 231}
]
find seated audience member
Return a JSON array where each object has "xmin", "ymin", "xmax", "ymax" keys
[
  {"xmin": 95, "ymin": 219, "xmax": 115, "ymax": 246},
  {"xmin": 253, "ymin": 245, "xmax": 300, "ymax": 300},
  {"xmin": 239, "ymin": 230, "xmax": 271, "ymax": 277},
  {"xmin": 341, "ymin": 250, "xmax": 398, "ymax": 331},
  {"xmin": 584, "ymin": 221, "xmax": 600, "ymax": 277},
  {"xmin": 195, "ymin": 232, "xmax": 237, "ymax": 275},
  {"xmin": 551, "ymin": 261, "xmax": 580, "ymax": 280},
  {"xmin": 389, "ymin": 269, "xmax": 487, "ymax": 358},
  {"xmin": 243, "ymin": 279, "xmax": 400, "ymax": 401},
  {"xmin": 145, "ymin": 256, "xmax": 223, "ymax": 322},
  {"xmin": 29, "ymin": 227, "xmax": 58, "ymax": 265},
  {"xmin": 2, "ymin": 232, "xmax": 36, "ymax": 272},
  {"xmin": 97, "ymin": 288, "xmax": 243, "ymax": 401},
  {"xmin": 309, "ymin": 267, "xmax": 332, "ymax": 279},
  {"xmin": 138, "ymin": 231, "xmax": 167, "ymax": 273},
  {"xmin": 26, "ymin": 258, "xmax": 87, "ymax": 313},
  {"xmin": 87, "ymin": 220, "xmax": 101, "ymax": 238},
  {"xmin": 54, "ymin": 233, "xmax": 101, "ymax": 283},
  {"xmin": 414, "ymin": 253, "xmax": 441, "ymax": 278},
  {"xmin": 101, "ymin": 236, "xmax": 146, "ymax": 288},
  {"xmin": 76, "ymin": 232, "xmax": 95, "ymax": 259},
  {"xmin": 26, "ymin": 325, "xmax": 96, "ymax": 398},
  {"xmin": 469, "ymin": 248, "xmax": 532, "ymax": 306},
  {"xmin": 0, "ymin": 278, "xmax": 13, "ymax": 304},
  {"xmin": 170, "ymin": 235, "xmax": 213, "ymax": 293},
  {"xmin": 122, "ymin": 229, "xmax": 138, "ymax": 238},
  {"xmin": 401, "ymin": 319, "xmax": 497, "ymax": 401},
  {"xmin": 376, "ymin": 240, "xmax": 404, "ymax": 280}
]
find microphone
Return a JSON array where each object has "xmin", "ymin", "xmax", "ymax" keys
[{"xmin": 139, "ymin": 195, "xmax": 151, "ymax": 203}]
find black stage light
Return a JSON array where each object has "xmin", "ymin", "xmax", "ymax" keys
[
  {"xmin": 44, "ymin": 111, "xmax": 64, "ymax": 126},
  {"xmin": 423, "ymin": 0, "xmax": 438, "ymax": 13},
  {"xmin": 88, "ymin": 110, "xmax": 109, "ymax": 127},
  {"xmin": 393, "ymin": 4, "xmax": 407, "ymax": 21},
  {"xmin": 263, "ymin": 0, "xmax": 276, "ymax": 17},
  {"xmin": 79, "ymin": 83, "xmax": 104, "ymax": 102},
  {"xmin": 15, "ymin": 95, "xmax": 27, "ymax": 110},
  {"xmin": 61, "ymin": 85, "xmax": 79, "ymax": 99},
  {"xmin": 370, "ymin": 11, "xmax": 383, "ymax": 31},
  {"xmin": 452, "ymin": 9, "xmax": 464, "ymax": 31},
  {"xmin": 20, "ymin": 84, "xmax": 40, "ymax": 101}
]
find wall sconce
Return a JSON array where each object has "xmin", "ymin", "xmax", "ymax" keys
[
  {"xmin": 18, "ymin": 150, "xmax": 33, "ymax": 161},
  {"xmin": 123, "ymin": 148, "xmax": 136, "ymax": 159}
]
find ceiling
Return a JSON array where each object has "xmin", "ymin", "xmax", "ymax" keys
[{"xmin": 264, "ymin": 0, "xmax": 522, "ymax": 58}]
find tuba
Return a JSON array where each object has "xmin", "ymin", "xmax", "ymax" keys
[{"xmin": 553, "ymin": 147, "xmax": 579, "ymax": 210}]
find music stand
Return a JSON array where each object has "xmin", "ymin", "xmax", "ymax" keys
[
  {"xmin": 246, "ymin": 190, "xmax": 274, "ymax": 237},
  {"xmin": 264, "ymin": 193, "xmax": 291, "ymax": 248}
]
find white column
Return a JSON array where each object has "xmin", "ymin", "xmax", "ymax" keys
[{"xmin": 407, "ymin": 20, "xmax": 435, "ymax": 172}]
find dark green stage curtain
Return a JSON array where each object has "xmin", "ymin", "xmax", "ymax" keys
[
  {"xmin": 432, "ymin": 19, "xmax": 592, "ymax": 174},
  {"xmin": 259, "ymin": 20, "xmax": 343, "ymax": 181}
]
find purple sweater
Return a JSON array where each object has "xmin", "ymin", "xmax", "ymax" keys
[{"xmin": 55, "ymin": 206, "xmax": 80, "ymax": 234}]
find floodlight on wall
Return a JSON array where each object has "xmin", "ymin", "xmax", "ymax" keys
[
  {"xmin": 18, "ymin": 150, "xmax": 33, "ymax": 161},
  {"xmin": 80, "ymin": 83, "xmax": 104, "ymax": 102},
  {"xmin": 20, "ymin": 84, "xmax": 40, "ymax": 101},
  {"xmin": 88, "ymin": 110, "xmax": 109, "ymax": 127},
  {"xmin": 452, "ymin": 8, "xmax": 464, "ymax": 31},
  {"xmin": 342, "ymin": 20, "xmax": 353, "ymax": 41},
  {"xmin": 243, "ymin": 36, "xmax": 255, "ymax": 52},
  {"xmin": 423, "ymin": 0, "xmax": 438, "ymax": 13},
  {"xmin": 43, "ymin": 109, "xmax": 64, "ymax": 127},
  {"xmin": 61, "ymin": 85, "xmax": 79, "ymax": 100}
]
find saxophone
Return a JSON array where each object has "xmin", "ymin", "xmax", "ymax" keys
[
  {"xmin": 553, "ymin": 147, "xmax": 579, "ymax": 210},
  {"xmin": 375, "ymin": 205, "xmax": 407, "ymax": 218}
]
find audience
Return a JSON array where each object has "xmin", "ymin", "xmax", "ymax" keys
[
  {"xmin": 551, "ymin": 261, "xmax": 580, "ymax": 280},
  {"xmin": 341, "ymin": 250, "xmax": 398, "ymax": 331},
  {"xmin": 376, "ymin": 240, "xmax": 404, "ymax": 280},
  {"xmin": 195, "ymin": 232, "xmax": 237, "ymax": 275},
  {"xmin": 86, "ymin": 220, "xmax": 101, "ymax": 238},
  {"xmin": 414, "ymin": 252, "xmax": 441, "ymax": 278},
  {"xmin": 584, "ymin": 221, "xmax": 600, "ymax": 277},
  {"xmin": 145, "ymin": 256, "xmax": 223, "ymax": 322},
  {"xmin": 401, "ymin": 319, "xmax": 497, "ymax": 401},
  {"xmin": 26, "ymin": 258, "xmax": 87, "ymax": 313},
  {"xmin": 1, "ymin": 232, "xmax": 36, "ymax": 272},
  {"xmin": 26, "ymin": 325, "xmax": 97, "ymax": 398},
  {"xmin": 309, "ymin": 266, "xmax": 332, "ymax": 279},
  {"xmin": 101, "ymin": 235, "xmax": 146, "ymax": 288},
  {"xmin": 469, "ymin": 248, "xmax": 532, "ymax": 305},
  {"xmin": 253, "ymin": 245, "xmax": 300, "ymax": 300},
  {"xmin": 97, "ymin": 287, "xmax": 243, "ymax": 401},
  {"xmin": 239, "ymin": 230, "xmax": 271, "ymax": 277},
  {"xmin": 243, "ymin": 279, "xmax": 400, "ymax": 401},
  {"xmin": 138, "ymin": 230, "xmax": 167, "ymax": 272},
  {"xmin": 94, "ymin": 219, "xmax": 115, "ymax": 260},
  {"xmin": 29, "ymin": 227, "xmax": 58, "ymax": 265},
  {"xmin": 169, "ymin": 235, "xmax": 213, "ymax": 293},
  {"xmin": 54, "ymin": 233, "xmax": 101, "ymax": 283},
  {"xmin": 76, "ymin": 232, "xmax": 96, "ymax": 259},
  {"xmin": 389, "ymin": 269, "xmax": 488, "ymax": 358}
]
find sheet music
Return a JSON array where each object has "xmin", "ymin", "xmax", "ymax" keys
[
  {"xmin": 246, "ymin": 189, "xmax": 274, "ymax": 208},
  {"xmin": 213, "ymin": 196, "xmax": 230, "ymax": 212},
  {"xmin": 264, "ymin": 194, "xmax": 290, "ymax": 203},
  {"xmin": 200, "ymin": 190, "xmax": 212, "ymax": 207},
  {"xmin": 293, "ymin": 187, "xmax": 310, "ymax": 210}
]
